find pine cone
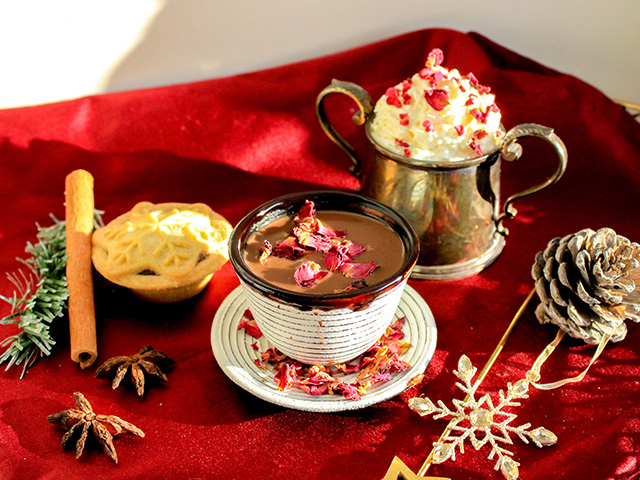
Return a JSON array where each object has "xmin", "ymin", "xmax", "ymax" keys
[{"xmin": 531, "ymin": 227, "xmax": 640, "ymax": 344}]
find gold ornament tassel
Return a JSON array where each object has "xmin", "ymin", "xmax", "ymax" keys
[{"xmin": 529, "ymin": 327, "xmax": 615, "ymax": 390}]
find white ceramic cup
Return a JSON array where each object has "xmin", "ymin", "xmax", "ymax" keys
[{"xmin": 228, "ymin": 190, "xmax": 419, "ymax": 365}]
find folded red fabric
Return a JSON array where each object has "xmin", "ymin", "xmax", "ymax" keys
[{"xmin": 0, "ymin": 28, "xmax": 639, "ymax": 480}]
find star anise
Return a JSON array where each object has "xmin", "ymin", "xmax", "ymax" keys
[
  {"xmin": 95, "ymin": 345, "xmax": 175, "ymax": 397},
  {"xmin": 47, "ymin": 392, "xmax": 144, "ymax": 463}
]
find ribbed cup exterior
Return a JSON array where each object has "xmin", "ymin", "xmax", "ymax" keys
[
  {"xmin": 229, "ymin": 190, "xmax": 419, "ymax": 366},
  {"xmin": 239, "ymin": 277, "xmax": 408, "ymax": 365}
]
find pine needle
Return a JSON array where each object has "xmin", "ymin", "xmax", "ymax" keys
[{"xmin": 0, "ymin": 211, "xmax": 104, "ymax": 378}]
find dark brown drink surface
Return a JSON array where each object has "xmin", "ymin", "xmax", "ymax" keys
[{"xmin": 244, "ymin": 211, "xmax": 405, "ymax": 295}]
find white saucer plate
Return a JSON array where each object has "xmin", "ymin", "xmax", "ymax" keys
[{"xmin": 211, "ymin": 285, "xmax": 437, "ymax": 413}]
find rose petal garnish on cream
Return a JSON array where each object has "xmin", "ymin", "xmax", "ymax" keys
[
  {"xmin": 370, "ymin": 48, "xmax": 503, "ymax": 161},
  {"xmin": 424, "ymin": 88, "xmax": 449, "ymax": 111}
]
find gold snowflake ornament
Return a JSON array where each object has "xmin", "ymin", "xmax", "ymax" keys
[{"xmin": 408, "ymin": 355, "xmax": 557, "ymax": 480}]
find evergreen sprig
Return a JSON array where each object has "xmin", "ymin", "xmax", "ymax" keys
[{"xmin": 0, "ymin": 211, "xmax": 103, "ymax": 378}]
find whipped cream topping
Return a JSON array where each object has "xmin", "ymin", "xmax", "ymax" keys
[{"xmin": 369, "ymin": 49, "xmax": 503, "ymax": 161}]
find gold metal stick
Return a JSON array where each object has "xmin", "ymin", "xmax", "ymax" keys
[{"xmin": 417, "ymin": 288, "xmax": 536, "ymax": 476}]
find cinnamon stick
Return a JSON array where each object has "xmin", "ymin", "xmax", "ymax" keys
[{"xmin": 65, "ymin": 169, "xmax": 98, "ymax": 368}]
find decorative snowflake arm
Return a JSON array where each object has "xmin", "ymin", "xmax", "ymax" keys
[{"xmin": 453, "ymin": 354, "xmax": 478, "ymax": 396}]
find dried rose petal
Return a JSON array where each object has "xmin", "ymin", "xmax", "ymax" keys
[
  {"xmin": 258, "ymin": 240, "xmax": 272, "ymax": 264},
  {"xmin": 422, "ymin": 120, "xmax": 434, "ymax": 132},
  {"xmin": 241, "ymin": 311, "xmax": 413, "ymax": 400},
  {"xmin": 294, "ymin": 228, "xmax": 334, "ymax": 252},
  {"xmin": 294, "ymin": 200, "xmax": 316, "ymax": 222},
  {"xmin": 293, "ymin": 209, "xmax": 345, "ymax": 252},
  {"xmin": 340, "ymin": 261, "xmax": 379, "ymax": 279},
  {"xmin": 385, "ymin": 86, "xmax": 399, "ymax": 98},
  {"xmin": 392, "ymin": 357, "xmax": 412, "ymax": 373},
  {"xmin": 273, "ymin": 236, "xmax": 305, "ymax": 259},
  {"xmin": 323, "ymin": 248, "xmax": 346, "ymax": 271},
  {"xmin": 432, "ymin": 71, "xmax": 446, "ymax": 83},
  {"xmin": 347, "ymin": 242, "xmax": 366, "ymax": 258},
  {"xmin": 334, "ymin": 279, "xmax": 369, "ymax": 293},
  {"xmin": 296, "ymin": 383, "xmax": 328, "ymax": 396},
  {"xmin": 424, "ymin": 89, "xmax": 449, "ymax": 111},
  {"xmin": 238, "ymin": 310, "xmax": 262, "ymax": 338},
  {"xmin": 294, "ymin": 261, "xmax": 329, "ymax": 288},
  {"xmin": 314, "ymin": 219, "xmax": 346, "ymax": 239},
  {"xmin": 325, "ymin": 242, "xmax": 362, "ymax": 271},
  {"xmin": 357, "ymin": 372, "xmax": 392, "ymax": 391},
  {"xmin": 418, "ymin": 66, "xmax": 432, "ymax": 79},
  {"xmin": 395, "ymin": 138, "xmax": 410, "ymax": 148},
  {"xmin": 477, "ymin": 84, "xmax": 491, "ymax": 95},
  {"xmin": 295, "ymin": 366, "xmax": 335, "ymax": 396},
  {"xmin": 454, "ymin": 125, "xmax": 464, "ymax": 136},
  {"xmin": 356, "ymin": 352, "xmax": 377, "ymax": 372},
  {"xmin": 306, "ymin": 365, "xmax": 332, "ymax": 378},
  {"xmin": 331, "ymin": 382, "xmax": 362, "ymax": 401},
  {"xmin": 469, "ymin": 140, "xmax": 483, "ymax": 156},
  {"xmin": 399, "ymin": 113, "xmax": 409, "ymax": 126},
  {"xmin": 274, "ymin": 361, "xmax": 303, "ymax": 391},
  {"xmin": 426, "ymin": 48, "xmax": 444, "ymax": 67},
  {"xmin": 468, "ymin": 72, "xmax": 491, "ymax": 94},
  {"xmin": 350, "ymin": 279, "xmax": 368, "ymax": 289},
  {"xmin": 385, "ymin": 87, "xmax": 402, "ymax": 108},
  {"xmin": 468, "ymin": 130, "xmax": 489, "ymax": 157},
  {"xmin": 357, "ymin": 346, "xmax": 410, "ymax": 382},
  {"xmin": 261, "ymin": 347, "xmax": 287, "ymax": 363},
  {"xmin": 473, "ymin": 130, "xmax": 488, "ymax": 141},
  {"xmin": 385, "ymin": 316, "xmax": 406, "ymax": 340},
  {"xmin": 470, "ymin": 108, "xmax": 489, "ymax": 124},
  {"xmin": 465, "ymin": 93, "xmax": 477, "ymax": 107}
]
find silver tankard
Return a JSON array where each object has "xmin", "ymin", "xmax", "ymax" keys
[{"xmin": 316, "ymin": 80, "xmax": 568, "ymax": 280}]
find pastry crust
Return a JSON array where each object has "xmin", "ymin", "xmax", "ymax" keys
[{"xmin": 92, "ymin": 202, "xmax": 232, "ymax": 302}]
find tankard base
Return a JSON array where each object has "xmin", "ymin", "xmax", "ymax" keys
[{"xmin": 410, "ymin": 235, "xmax": 506, "ymax": 280}]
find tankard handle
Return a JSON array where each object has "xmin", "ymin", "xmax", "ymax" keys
[
  {"xmin": 496, "ymin": 123, "xmax": 568, "ymax": 236},
  {"xmin": 315, "ymin": 79, "xmax": 374, "ymax": 177}
]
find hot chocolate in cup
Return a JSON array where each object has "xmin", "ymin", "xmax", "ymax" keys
[{"xmin": 228, "ymin": 191, "xmax": 419, "ymax": 365}]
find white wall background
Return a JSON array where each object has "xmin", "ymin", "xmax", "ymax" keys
[{"xmin": 0, "ymin": 0, "xmax": 638, "ymax": 110}]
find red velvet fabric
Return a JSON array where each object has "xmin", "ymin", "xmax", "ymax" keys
[{"xmin": 1, "ymin": 28, "xmax": 639, "ymax": 480}]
